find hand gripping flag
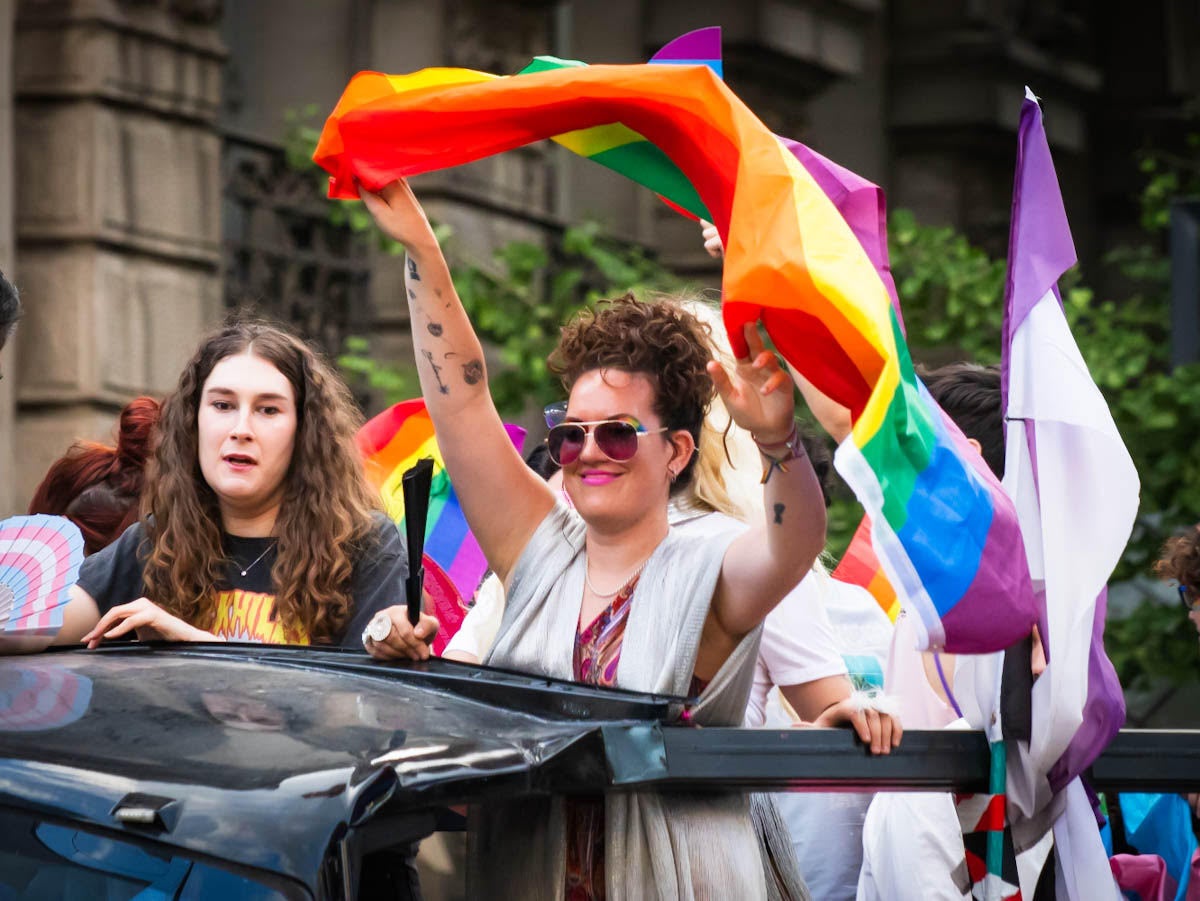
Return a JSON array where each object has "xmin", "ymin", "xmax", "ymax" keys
[{"xmin": 317, "ymin": 61, "xmax": 1036, "ymax": 653}]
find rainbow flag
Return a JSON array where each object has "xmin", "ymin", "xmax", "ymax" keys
[
  {"xmin": 521, "ymin": 27, "xmax": 721, "ymax": 222},
  {"xmin": 832, "ymin": 516, "xmax": 900, "ymax": 623},
  {"xmin": 357, "ymin": 399, "xmax": 526, "ymax": 650},
  {"xmin": 525, "ymin": 28, "xmax": 903, "ymax": 325},
  {"xmin": 318, "ymin": 62, "xmax": 1035, "ymax": 652}
]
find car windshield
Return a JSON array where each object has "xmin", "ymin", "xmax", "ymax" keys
[{"xmin": 0, "ymin": 809, "xmax": 299, "ymax": 900}]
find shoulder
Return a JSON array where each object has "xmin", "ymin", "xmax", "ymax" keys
[
  {"xmin": 83, "ymin": 520, "xmax": 148, "ymax": 569},
  {"xmin": 361, "ymin": 512, "xmax": 405, "ymax": 556},
  {"xmin": 76, "ymin": 520, "xmax": 151, "ymax": 613}
]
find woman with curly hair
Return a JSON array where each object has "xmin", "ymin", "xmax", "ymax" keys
[
  {"xmin": 359, "ymin": 180, "xmax": 826, "ymax": 900},
  {"xmin": 23, "ymin": 320, "xmax": 415, "ymax": 650},
  {"xmin": 29, "ymin": 396, "xmax": 161, "ymax": 555},
  {"xmin": 1155, "ymin": 526, "xmax": 1200, "ymax": 640}
]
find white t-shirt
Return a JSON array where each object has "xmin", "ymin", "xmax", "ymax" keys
[
  {"xmin": 442, "ymin": 572, "xmax": 505, "ymax": 661},
  {"xmin": 744, "ymin": 570, "xmax": 849, "ymax": 727},
  {"xmin": 857, "ymin": 787, "xmax": 971, "ymax": 901},
  {"xmin": 758, "ymin": 576, "xmax": 893, "ymax": 901},
  {"xmin": 885, "ymin": 609, "xmax": 958, "ymax": 730}
]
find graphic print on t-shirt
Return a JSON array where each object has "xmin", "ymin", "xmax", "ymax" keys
[{"xmin": 210, "ymin": 589, "xmax": 308, "ymax": 644}]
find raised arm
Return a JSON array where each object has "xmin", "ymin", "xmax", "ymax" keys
[
  {"xmin": 359, "ymin": 181, "xmax": 555, "ymax": 582},
  {"xmin": 703, "ymin": 324, "xmax": 827, "ymax": 648}
]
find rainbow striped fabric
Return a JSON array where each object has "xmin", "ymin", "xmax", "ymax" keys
[
  {"xmin": 832, "ymin": 516, "xmax": 900, "ymax": 623},
  {"xmin": 357, "ymin": 399, "xmax": 525, "ymax": 650},
  {"xmin": 528, "ymin": 28, "xmax": 903, "ymax": 327},
  {"xmin": 317, "ymin": 62, "xmax": 1035, "ymax": 652}
]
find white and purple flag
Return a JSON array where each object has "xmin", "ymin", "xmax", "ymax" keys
[{"xmin": 1001, "ymin": 87, "xmax": 1139, "ymax": 899}]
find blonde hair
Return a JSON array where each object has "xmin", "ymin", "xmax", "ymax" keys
[
  {"xmin": 677, "ymin": 297, "xmax": 763, "ymax": 522},
  {"xmin": 678, "ymin": 297, "xmax": 831, "ymax": 574}
]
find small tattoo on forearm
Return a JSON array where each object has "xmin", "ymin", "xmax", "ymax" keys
[
  {"xmin": 422, "ymin": 349, "xmax": 449, "ymax": 394},
  {"xmin": 407, "ymin": 257, "xmax": 420, "ymax": 281},
  {"xmin": 407, "ymin": 288, "xmax": 416, "ymax": 300},
  {"xmin": 427, "ymin": 322, "xmax": 444, "ymax": 337},
  {"xmin": 462, "ymin": 359, "xmax": 484, "ymax": 385},
  {"xmin": 773, "ymin": 503, "xmax": 785, "ymax": 525}
]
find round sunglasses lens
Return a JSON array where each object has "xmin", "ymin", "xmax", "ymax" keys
[
  {"xmin": 548, "ymin": 425, "xmax": 585, "ymax": 465},
  {"xmin": 594, "ymin": 421, "xmax": 640, "ymax": 461}
]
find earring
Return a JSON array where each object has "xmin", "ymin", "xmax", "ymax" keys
[{"xmin": 668, "ymin": 468, "xmax": 678, "ymax": 484}]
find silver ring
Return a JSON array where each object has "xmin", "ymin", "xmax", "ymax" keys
[{"xmin": 366, "ymin": 612, "xmax": 393, "ymax": 643}]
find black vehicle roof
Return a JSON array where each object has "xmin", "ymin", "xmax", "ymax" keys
[{"xmin": 0, "ymin": 644, "xmax": 682, "ymax": 895}]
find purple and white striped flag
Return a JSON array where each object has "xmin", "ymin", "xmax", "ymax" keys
[{"xmin": 1001, "ymin": 87, "xmax": 1138, "ymax": 900}]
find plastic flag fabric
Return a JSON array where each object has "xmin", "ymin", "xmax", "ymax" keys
[
  {"xmin": 357, "ymin": 399, "xmax": 525, "ymax": 652},
  {"xmin": 317, "ymin": 60, "xmax": 1035, "ymax": 653},
  {"xmin": 0, "ymin": 514, "xmax": 84, "ymax": 636}
]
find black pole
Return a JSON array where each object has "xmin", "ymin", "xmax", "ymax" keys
[{"xmin": 401, "ymin": 458, "xmax": 434, "ymax": 626}]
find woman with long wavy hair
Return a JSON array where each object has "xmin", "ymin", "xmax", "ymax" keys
[{"xmin": 10, "ymin": 319, "xmax": 419, "ymax": 651}]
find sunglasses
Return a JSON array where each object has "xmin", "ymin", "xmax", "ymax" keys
[
  {"xmin": 1179, "ymin": 585, "xmax": 1200, "ymax": 611},
  {"xmin": 545, "ymin": 418, "xmax": 668, "ymax": 466}
]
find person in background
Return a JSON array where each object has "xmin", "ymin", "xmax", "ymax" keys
[
  {"xmin": 28, "ymin": 396, "xmax": 161, "ymax": 555},
  {"xmin": 1153, "ymin": 527, "xmax": 1200, "ymax": 817},
  {"xmin": 1154, "ymin": 524, "xmax": 1200, "ymax": 648}
]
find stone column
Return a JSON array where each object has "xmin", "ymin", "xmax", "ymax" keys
[
  {"xmin": 11, "ymin": 0, "xmax": 225, "ymax": 510},
  {"xmin": 0, "ymin": 0, "xmax": 16, "ymax": 514}
]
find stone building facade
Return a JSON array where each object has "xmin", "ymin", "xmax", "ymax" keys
[{"xmin": 1, "ymin": 0, "xmax": 1196, "ymax": 513}]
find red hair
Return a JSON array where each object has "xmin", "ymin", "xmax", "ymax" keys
[{"xmin": 28, "ymin": 397, "xmax": 161, "ymax": 554}]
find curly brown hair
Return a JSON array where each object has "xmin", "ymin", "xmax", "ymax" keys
[
  {"xmin": 548, "ymin": 294, "xmax": 714, "ymax": 494},
  {"xmin": 1154, "ymin": 526, "xmax": 1200, "ymax": 593},
  {"xmin": 141, "ymin": 319, "xmax": 381, "ymax": 644}
]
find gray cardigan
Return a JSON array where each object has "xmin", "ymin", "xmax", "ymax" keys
[{"xmin": 470, "ymin": 502, "xmax": 808, "ymax": 900}]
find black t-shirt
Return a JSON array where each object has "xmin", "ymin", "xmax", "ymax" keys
[{"xmin": 76, "ymin": 513, "xmax": 407, "ymax": 648}]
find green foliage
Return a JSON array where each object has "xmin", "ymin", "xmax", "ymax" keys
[
  {"xmin": 452, "ymin": 220, "xmax": 684, "ymax": 413},
  {"xmin": 888, "ymin": 209, "xmax": 1008, "ymax": 361},
  {"xmin": 337, "ymin": 335, "xmax": 419, "ymax": 407}
]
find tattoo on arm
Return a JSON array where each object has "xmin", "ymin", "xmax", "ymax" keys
[
  {"xmin": 407, "ymin": 257, "xmax": 420, "ymax": 281},
  {"xmin": 421, "ymin": 349, "xmax": 449, "ymax": 394},
  {"xmin": 407, "ymin": 288, "xmax": 416, "ymax": 300},
  {"xmin": 773, "ymin": 503, "xmax": 785, "ymax": 525},
  {"xmin": 462, "ymin": 359, "xmax": 484, "ymax": 385},
  {"xmin": 427, "ymin": 322, "xmax": 444, "ymax": 337}
]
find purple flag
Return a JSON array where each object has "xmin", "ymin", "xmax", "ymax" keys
[{"xmin": 1001, "ymin": 87, "xmax": 1135, "ymax": 795}]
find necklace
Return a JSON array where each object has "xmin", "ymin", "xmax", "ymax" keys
[
  {"xmin": 584, "ymin": 552, "xmax": 651, "ymax": 599},
  {"xmin": 237, "ymin": 541, "xmax": 277, "ymax": 577}
]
